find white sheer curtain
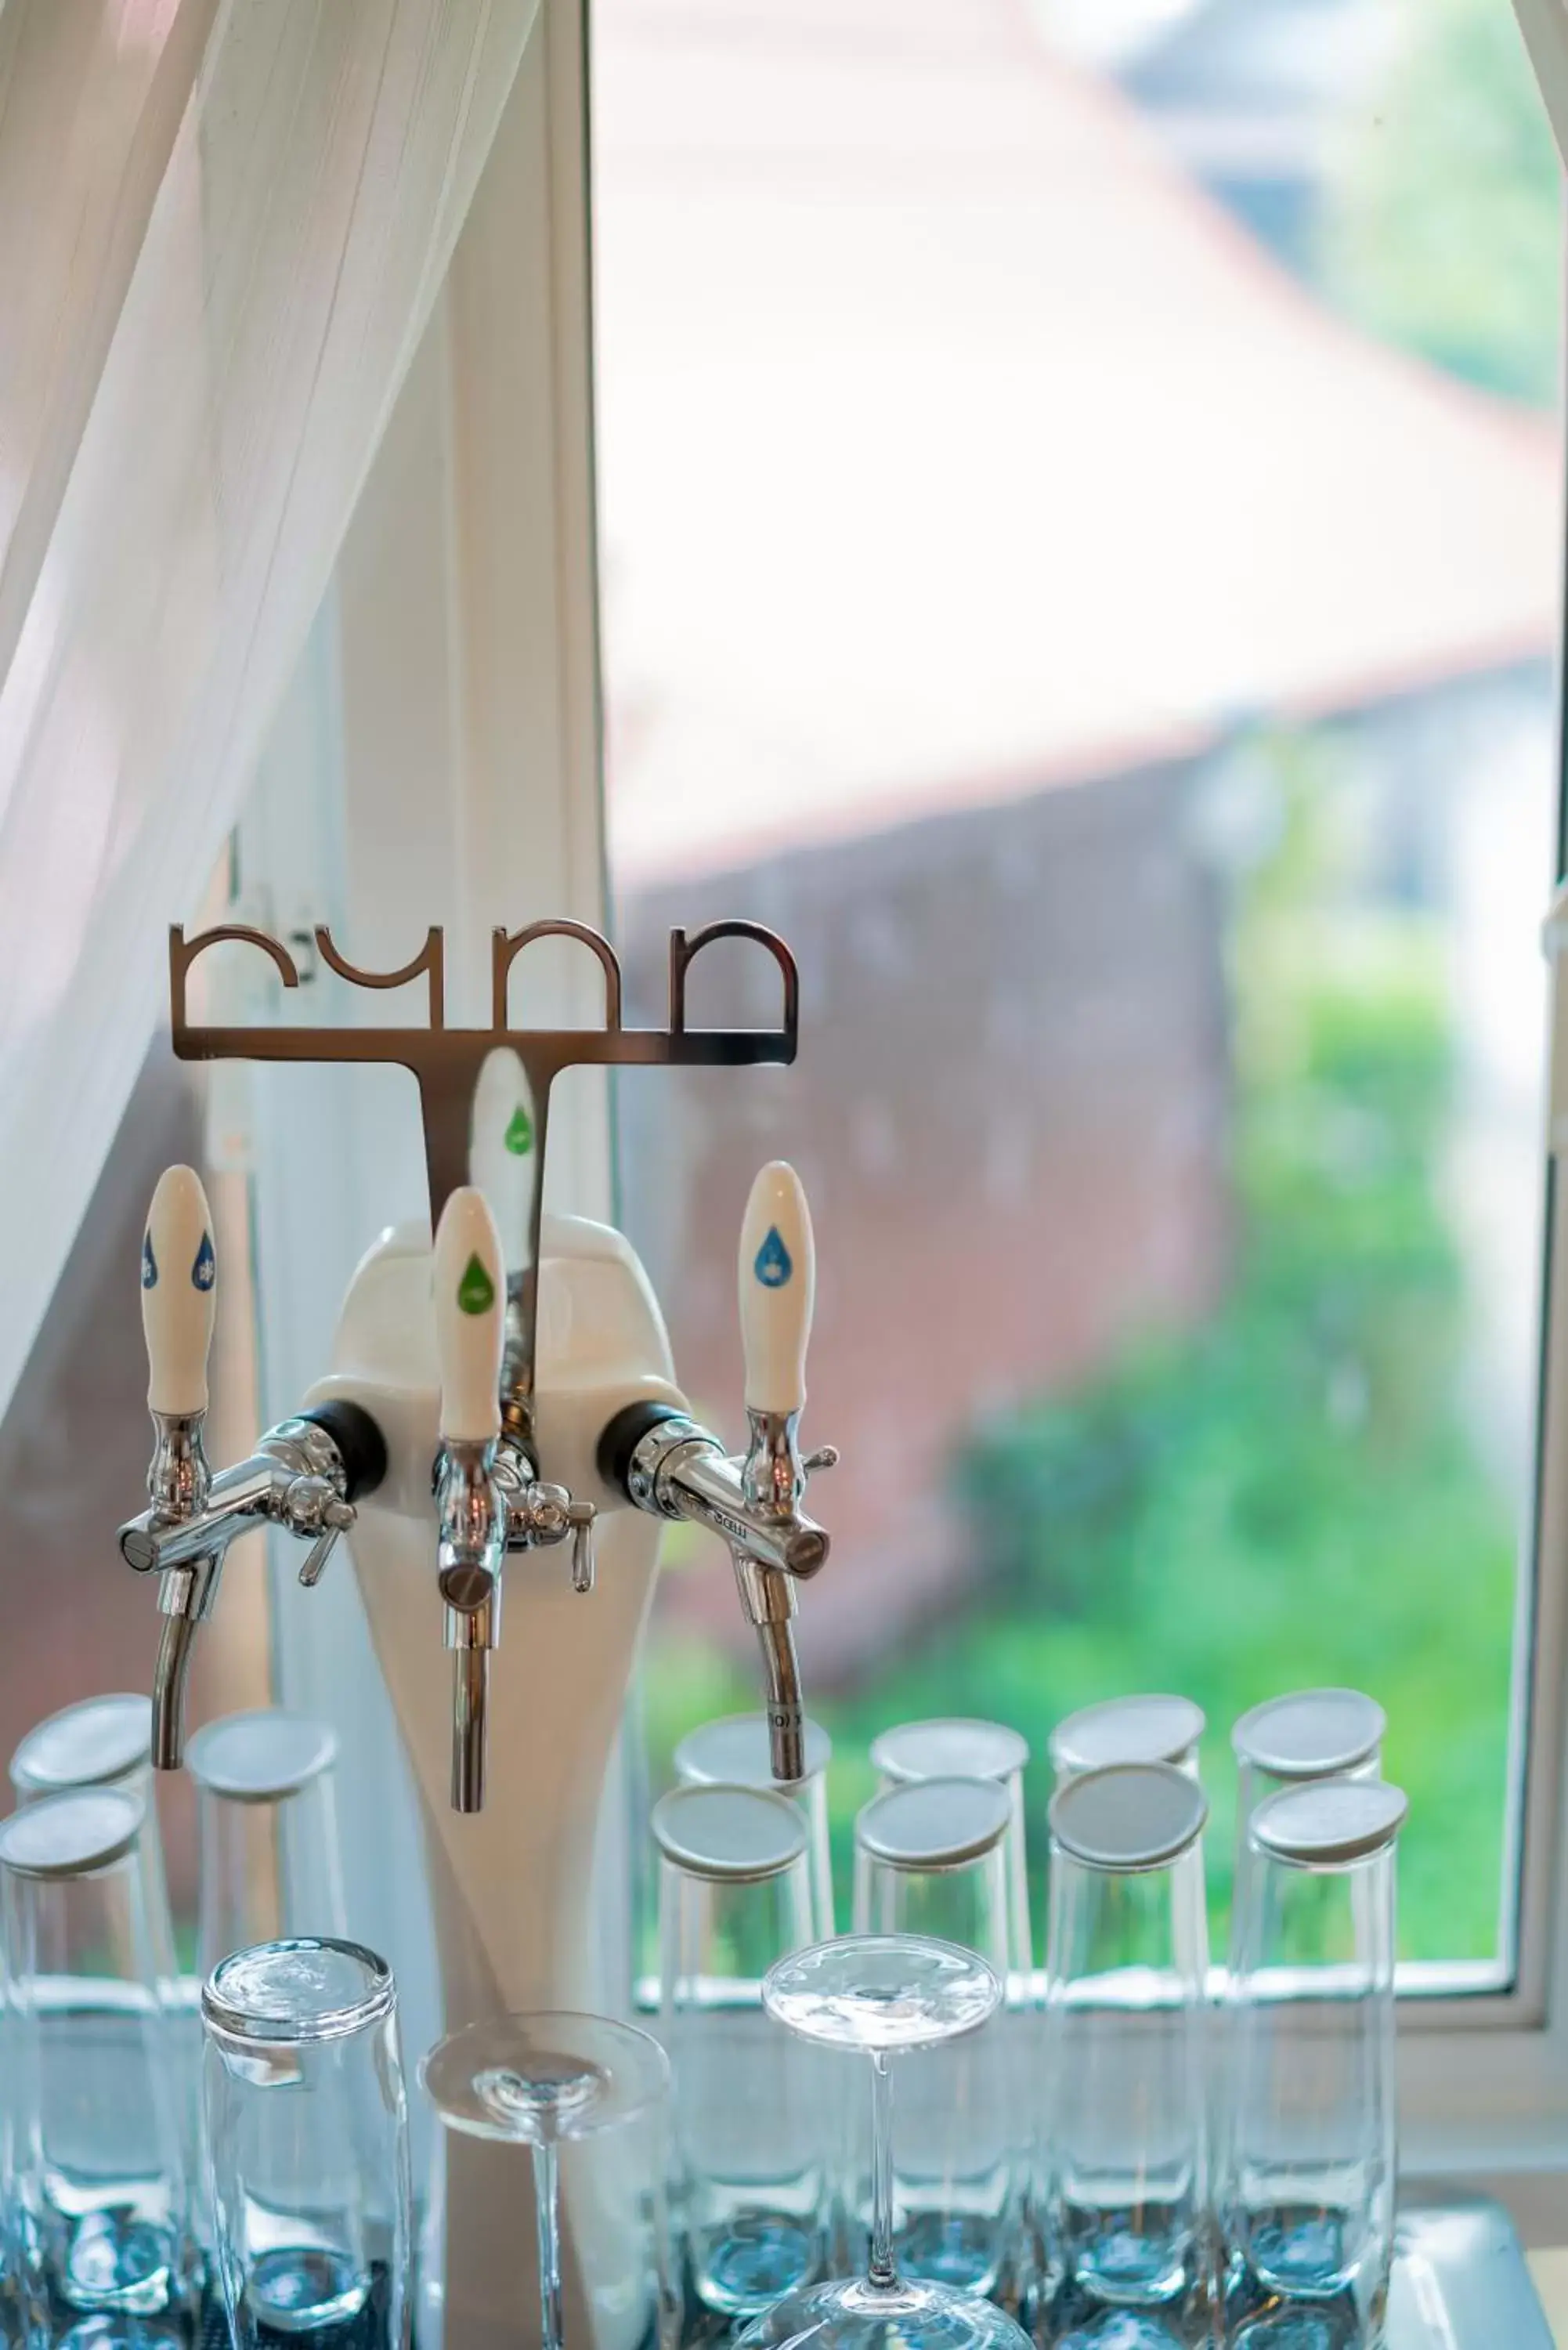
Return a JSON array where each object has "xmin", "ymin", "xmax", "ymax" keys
[
  {"xmin": 1517, "ymin": 0, "xmax": 1568, "ymax": 164},
  {"xmin": 0, "ymin": 0, "xmax": 538, "ymax": 1415}
]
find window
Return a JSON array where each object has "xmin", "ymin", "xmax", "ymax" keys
[{"xmin": 591, "ymin": 0, "xmax": 1565, "ymax": 1990}]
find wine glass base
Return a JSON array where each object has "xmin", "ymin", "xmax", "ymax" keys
[{"xmin": 735, "ymin": 2274, "xmax": 1033, "ymax": 2350}]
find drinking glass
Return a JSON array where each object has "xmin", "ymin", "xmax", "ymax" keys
[
  {"xmin": 869, "ymin": 1721, "xmax": 1032, "ymax": 1982},
  {"xmin": 674, "ymin": 1712, "xmax": 836, "ymax": 1937},
  {"xmin": 1043, "ymin": 1762, "xmax": 1210, "ymax": 2348},
  {"xmin": 201, "ymin": 1939, "xmax": 410, "ymax": 2350},
  {"xmin": 735, "ymin": 1936, "xmax": 1031, "ymax": 2350},
  {"xmin": 9, "ymin": 1697, "xmax": 177, "ymax": 2005},
  {"xmin": 853, "ymin": 1778, "xmax": 1021, "ymax": 2302},
  {"xmin": 653, "ymin": 1783, "xmax": 826, "ymax": 2317},
  {"xmin": 186, "ymin": 1712, "xmax": 347, "ymax": 1979},
  {"xmin": 1230, "ymin": 1693, "xmax": 1384, "ymax": 1917},
  {"xmin": 1223, "ymin": 1778, "xmax": 1407, "ymax": 2348},
  {"xmin": 0, "ymin": 1791, "xmax": 199, "ymax": 2342},
  {"xmin": 1049, "ymin": 1697, "xmax": 1205, "ymax": 1789},
  {"xmin": 421, "ymin": 2012, "xmax": 674, "ymax": 2350}
]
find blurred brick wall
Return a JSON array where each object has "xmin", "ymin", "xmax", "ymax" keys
[{"xmin": 615, "ymin": 757, "xmax": 1232, "ymax": 1681}]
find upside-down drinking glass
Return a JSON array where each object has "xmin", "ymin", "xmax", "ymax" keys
[
  {"xmin": 653, "ymin": 1783, "xmax": 826, "ymax": 2319},
  {"xmin": 186, "ymin": 1711, "xmax": 348, "ymax": 1980},
  {"xmin": 1043, "ymin": 1762, "xmax": 1211, "ymax": 2349},
  {"xmin": 10, "ymin": 1697, "xmax": 178, "ymax": 2009},
  {"xmin": 0, "ymin": 1791, "xmax": 200, "ymax": 2348},
  {"xmin": 201, "ymin": 1939, "xmax": 410, "ymax": 2350},
  {"xmin": 421, "ymin": 2012, "xmax": 674, "ymax": 2350},
  {"xmin": 1223, "ymin": 1778, "xmax": 1407, "ymax": 2349},
  {"xmin": 735, "ymin": 1936, "xmax": 1034, "ymax": 2350},
  {"xmin": 1230, "ymin": 1693, "xmax": 1384, "ymax": 1920},
  {"xmin": 674, "ymin": 1714, "xmax": 836, "ymax": 1939},
  {"xmin": 869, "ymin": 1723, "xmax": 1033, "ymax": 1987}
]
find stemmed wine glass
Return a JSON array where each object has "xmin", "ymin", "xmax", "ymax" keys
[
  {"xmin": 421, "ymin": 2011, "xmax": 670, "ymax": 2350},
  {"xmin": 735, "ymin": 1936, "xmax": 1035, "ymax": 2350}
]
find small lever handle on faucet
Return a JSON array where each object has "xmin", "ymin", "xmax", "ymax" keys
[
  {"xmin": 143, "ymin": 1165, "xmax": 217, "ymax": 1419},
  {"xmin": 434, "ymin": 1188, "xmax": 506, "ymax": 1448},
  {"xmin": 739, "ymin": 1161, "xmax": 815, "ymax": 1419}
]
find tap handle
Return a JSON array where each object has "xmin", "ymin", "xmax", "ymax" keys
[
  {"xmin": 739, "ymin": 1161, "xmax": 815, "ymax": 1418},
  {"xmin": 434, "ymin": 1186, "xmax": 506, "ymax": 1445},
  {"xmin": 142, "ymin": 1166, "xmax": 217, "ymax": 1416}
]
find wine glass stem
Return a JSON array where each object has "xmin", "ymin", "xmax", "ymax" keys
[
  {"xmin": 868, "ymin": 2048, "xmax": 897, "ymax": 2290},
  {"xmin": 532, "ymin": 2136, "xmax": 565, "ymax": 2350}
]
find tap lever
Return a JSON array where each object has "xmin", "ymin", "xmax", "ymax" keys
[
  {"xmin": 738, "ymin": 1161, "xmax": 815, "ymax": 1421},
  {"xmin": 433, "ymin": 1187, "xmax": 506, "ymax": 1448},
  {"xmin": 567, "ymin": 1500, "xmax": 595, "ymax": 1593},
  {"xmin": 142, "ymin": 1164, "xmax": 218, "ymax": 1421}
]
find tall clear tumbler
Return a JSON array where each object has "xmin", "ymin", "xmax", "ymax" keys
[
  {"xmin": 201, "ymin": 1939, "xmax": 410, "ymax": 2350},
  {"xmin": 869, "ymin": 1722, "xmax": 1033, "ymax": 1987},
  {"xmin": 674, "ymin": 1715, "xmax": 836, "ymax": 1939},
  {"xmin": 186, "ymin": 1712, "xmax": 348, "ymax": 1979},
  {"xmin": 1223, "ymin": 1778, "xmax": 1407, "ymax": 2348},
  {"xmin": 852, "ymin": 1777, "xmax": 1021, "ymax": 2303},
  {"xmin": 1230, "ymin": 1693, "xmax": 1384, "ymax": 1918},
  {"xmin": 1043, "ymin": 1762, "xmax": 1210, "ymax": 2347},
  {"xmin": 10, "ymin": 1697, "xmax": 177, "ymax": 2006},
  {"xmin": 0, "ymin": 1791, "xmax": 199, "ymax": 2345},
  {"xmin": 653, "ymin": 1784, "xmax": 826, "ymax": 2319}
]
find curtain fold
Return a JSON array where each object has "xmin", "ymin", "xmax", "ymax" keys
[
  {"xmin": 1516, "ymin": 0, "xmax": 1568, "ymax": 168},
  {"xmin": 0, "ymin": 0, "xmax": 538, "ymax": 1415}
]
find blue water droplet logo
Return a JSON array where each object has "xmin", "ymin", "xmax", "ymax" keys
[
  {"xmin": 753, "ymin": 1226, "xmax": 793, "ymax": 1289},
  {"xmin": 141, "ymin": 1232, "xmax": 157, "ymax": 1290},
  {"xmin": 192, "ymin": 1232, "xmax": 215, "ymax": 1292}
]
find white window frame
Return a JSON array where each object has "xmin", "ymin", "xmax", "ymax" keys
[{"xmin": 231, "ymin": 0, "xmax": 1568, "ymax": 2232}]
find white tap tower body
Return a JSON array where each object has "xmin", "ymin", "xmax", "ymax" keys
[{"xmin": 306, "ymin": 1209, "xmax": 684, "ymax": 2350}]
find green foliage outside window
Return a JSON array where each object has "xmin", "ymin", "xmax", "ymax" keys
[{"xmin": 643, "ymin": 747, "xmax": 1519, "ymax": 1968}]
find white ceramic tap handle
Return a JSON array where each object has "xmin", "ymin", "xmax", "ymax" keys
[
  {"xmin": 142, "ymin": 1165, "xmax": 217, "ymax": 1416},
  {"xmin": 739, "ymin": 1161, "xmax": 815, "ymax": 1417},
  {"xmin": 434, "ymin": 1186, "xmax": 505, "ymax": 1446}
]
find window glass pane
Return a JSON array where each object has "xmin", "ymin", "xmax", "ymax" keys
[
  {"xmin": 594, "ymin": 0, "xmax": 1563, "ymax": 1972},
  {"xmin": 0, "ymin": 1044, "xmax": 270, "ymax": 1962}
]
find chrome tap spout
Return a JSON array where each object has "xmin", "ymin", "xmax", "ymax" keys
[
  {"xmin": 732, "ymin": 1552, "xmax": 807, "ymax": 1783},
  {"xmin": 150, "ymin": 1550, "xmax": 222, "ymax": 1769},
  {"xmin": 435, "ymin": 1435, "xmax": 506, "ymax": 1815}
]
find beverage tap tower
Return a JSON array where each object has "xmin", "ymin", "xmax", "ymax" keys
[{"xmin": 117, "ymin": 920, "xmax": 836, "ymax": 2350}]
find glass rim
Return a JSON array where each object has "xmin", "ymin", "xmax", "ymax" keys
[
  {"xmin": 1048, "ymin": 1692, "xmax": 1205, "ymax": 1775},
  {"xmin": 202, "ymin": 1936, "xmax": 396, "ymax": 2044},
  {"xmin": 651, "ymin": 1781, "xmax": 810, "ymax": 1880},
  {"xmin": 869, "ymin": 1716, "xmax": 1029, "ymax": 1787},
  {"xmin": 855, "ymin": 1773, "xmax": 1013, "ymax": 1870},
  {"xmin": 1249, "ymin": 1775, "xmax": 1407, "ymax": 1868},
  {"xmin": 9, "ymin": 1693, "xmax": 151, "ymax": 1796},
  {"xmin": 0, "ymin": 1785, "xmax": 146, "ymax": 1878},
  {"xmin": 185, "ymin": 1707, "xmax": 338, "ymax": 1802},
  {"xmin": 674, "ymin": 1711, "xmax": 832, "ymax": 1788},
  {"xmin": 1231, "ymin": 1687, "xmax": 1386, "ymax": 1779},
  {"xmin": 1048, "ymin": 1759, "xmax": 1209, "ymax": 1871}
]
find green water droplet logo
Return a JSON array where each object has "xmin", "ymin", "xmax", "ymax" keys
[
  {"xmin": 457, "ymin": 1253, "xmax": 496, "ymax": 1316},
  {"xmin": 504, "ymin": 1105, "xmax": 533, "ymax": 1156}
]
